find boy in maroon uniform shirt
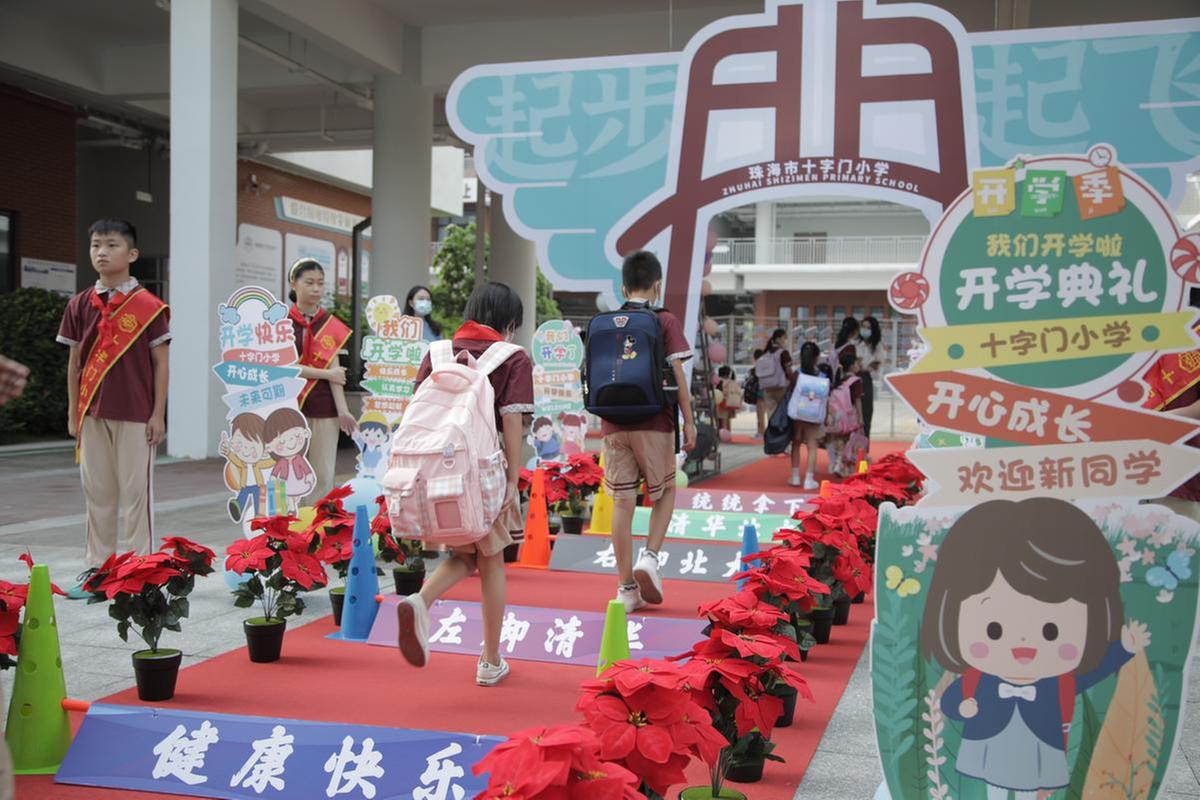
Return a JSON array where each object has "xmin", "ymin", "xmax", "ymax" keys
[
  {"xmin": 57, "ymin": 219, "xmax": 169, "ymax": 596},
  {"xmin": 603, "ymin": 251, "xmax": 696, "ymax": 612}
]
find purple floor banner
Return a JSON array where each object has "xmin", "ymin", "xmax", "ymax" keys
[
  {"xmin": 674, "ymin": 487, "xmax": 813, "ymax": 516},
  {"xmin": 552, "ymin": 533, "xmax": 756, "ymax": 584},
  {"xmin": 56, "ymin": 703, "xmax": 500, "ymax": 800},
  {"xmin": 368, "ymin": 599, "xmax": 705, "ymax": 666}
]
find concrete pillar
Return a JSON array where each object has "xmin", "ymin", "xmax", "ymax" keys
[
  {"xmin": 167, "ymin": 0, "xmax": 237, "ymax": 460},
  {"xmin": 371, "ymin": 25, "xmax": 433, "ymax": 300},
  {"xmin": 755, "ymin": 201, "xmax": 776, "ymax": 264},
  {"xmin": 489, "ymin": 196, "xmax": 537, "ymax": 348}
]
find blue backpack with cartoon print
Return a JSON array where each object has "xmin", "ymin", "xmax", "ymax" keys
[{"xmin": 584, "ymin": 304, "xmax": 669, "ymax": 424}]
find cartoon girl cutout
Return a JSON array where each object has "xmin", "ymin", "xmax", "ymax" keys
[
  {"xmin": 558, "ymin": 412, "xmax": 587, "ymax": 457},
  {"xmin": 921, "ymin": 498, "xmax": 1151, "ymax": 800},
  {"xmin": 264, "ymin": 407, "xmax": 315, "ymax": 513}
]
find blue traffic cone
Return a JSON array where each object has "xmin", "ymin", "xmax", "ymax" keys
[
  {"xmin": 738, "ymin": 522, "xmax": 759, "ymax": 590},
  {"xmin": 333, "ymin": 505, "xmax": 381, "ymax": 642}
]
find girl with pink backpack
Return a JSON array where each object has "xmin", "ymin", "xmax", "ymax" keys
[
  {"xmin": 388, "ymin": 282, "xmax": 533, "ymax": 687},
  {"xmin": 824, "ymin": 347, "xmax": 867, "ymax": 476}
]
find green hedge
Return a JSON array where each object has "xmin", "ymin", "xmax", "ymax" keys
[{"xmin": 0, "ymin": 288, "xmax": 70, "ymax": 443}]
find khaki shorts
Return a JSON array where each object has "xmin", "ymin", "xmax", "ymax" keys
[{"xmin": 603, "ymin": 430, "xmax": 676, "ymax": 502}]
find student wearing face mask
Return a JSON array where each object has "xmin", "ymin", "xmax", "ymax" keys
[
  {"xmin": 856, "ymin": 315, "xmax": 887, "ymax": 441},
  {"xmin": 404, "ymin": 285, "xmax": 443, "ymax": 342}
]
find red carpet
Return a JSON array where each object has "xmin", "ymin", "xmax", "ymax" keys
[
  {"xmin": 19, "ymin": 565, "xmax": 872, "ymax": 800},
  {"xmin": 697, "ymin": 439, "xmax": 910, "ymax": 493}
]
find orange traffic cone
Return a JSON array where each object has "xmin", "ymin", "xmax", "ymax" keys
[
  {"xmin": 517, "ymin": 468, "xmax": 552, "ymax": 569},
  {"xmin": 819, "ymin": 480, "xmax": 833, "ymax": 498}
]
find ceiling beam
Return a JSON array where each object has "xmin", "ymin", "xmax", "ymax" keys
[{"xmin": 241, "ymin": 0, "xmax": 407, "ymax": 76}]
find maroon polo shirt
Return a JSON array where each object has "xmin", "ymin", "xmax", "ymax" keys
[
  {"xmin": 57, "ymin": 281, "xmax": 171, "ymax": 424},
  {"xmin": 414, "ymin": 334, "xmax": 534, "ymax": 431},
  {"xmin": 600, "ymin": 305, "xmax": 693, "ymax": 436}
]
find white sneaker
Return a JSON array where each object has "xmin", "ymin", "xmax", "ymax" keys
[
  {"xmin": 476, "ymin": 656, "xmax": 510, "ymax": 686},
  {"xmin": 396, "ymin": 594, "xmax": 430, "ymax": 667},
  {"xmin": 618, "ymin": 584, "xmax": 646, "ymax": 614},
  {"xmin": 803, "ymin": 475, "xmax": 820, "ymax": 491},
  {"xmin": 633, "ymin": 551, "xmax": 664, "ymax": 605},
  {"xmin": 788, "ymin": 470, "xmax": 801, "ymax": 487}
]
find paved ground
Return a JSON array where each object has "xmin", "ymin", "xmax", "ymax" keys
[{"xmin": 2, "ymin": 438, "xmax": 1198, "ymax": 799}]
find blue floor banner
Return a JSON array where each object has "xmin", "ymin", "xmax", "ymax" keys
[{"xmin": 56, "ymin": 704, "xmax": 501, "ymax": 799}]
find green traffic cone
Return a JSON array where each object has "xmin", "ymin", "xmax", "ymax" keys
[
  {"xmin": 596, "ymin": 599, "xmax": 631, "ymax": 676},
  {"xmin": 6, "ymin": 564, "xmax": 72, "ymax": 774}
]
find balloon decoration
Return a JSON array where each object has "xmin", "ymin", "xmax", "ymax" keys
[
  {"xmin": 719, "ymin": 428, "xmax": 733, "ymax": 443},
  {"xmin": 703, "ymin": 316, "xmax": 719, "ymax": 337},
  {"xmin": 342, "ymin": 476, "xmax": 382, "ymax": 517},
  {"xmin": 595, "ymin": 293, "xmax": 610, "ymax": 312},
  {"xmin": 675, "ymin": 469, "xmax": 689, "ymax": 488},
  {"xmin": 707, "ymin": 341, "xmax": 727, "ymax": 364}
]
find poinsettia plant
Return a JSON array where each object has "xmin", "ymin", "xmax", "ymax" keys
[
  {"xmin": 226, "ymin": 515, "xmax": 328, "ymax": 621},
  {"xmin": 575, "ymin": 658, "xmax": 727, "ymax": 799},
  {"xmin": 472, "ymin": 723, "xmax": 643, "ymax": 799},
  {"xmin": 83, "ymin": 537, "xmax": 216, "ymax": 654}
]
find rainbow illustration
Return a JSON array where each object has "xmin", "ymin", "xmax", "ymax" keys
[
  {"xmin": 219, "ymin": 285, "xmax": 288, "ymax": 325},
  {"xmin": 225, "ymin": 285, "xmax": 278, "ymax": 310}
]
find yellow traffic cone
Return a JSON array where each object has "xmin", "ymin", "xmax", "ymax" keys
[
  {"xmin": 596, "ymin": 599, "xmax": 631, "ymax": 676},
  {"xmin": 6, "ymin": 564, "xmax": 71, "ymax": 774},
  {"xmin": 589, "ymin": 453, "xmax": 613, "ymax": 535}
]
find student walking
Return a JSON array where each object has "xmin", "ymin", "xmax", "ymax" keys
[
  {"xmin": 856, "ymin": 315, "xmax": 887, "ymax": 440},
  {"xmin": 392, "ymin": 282, "xmax": 533, "ymax": 686},
  {"xmin": 57, "ymin": 220, "xmax": 170, "ymax": 596},
  {"xmin": 788, "ymin": 342, "xmax": 826, "ymax": 490},
  {"xmin": 584, "ymin": 251, "xmax": 696, "ymax": 613}
]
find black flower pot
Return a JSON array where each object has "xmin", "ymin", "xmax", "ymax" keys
[
  {"xmin": 244, "ymin": 617, "xmax": 287, "ymax": 663},
  {"xmin": 132, "ymin": 649, "xmax": 181, "ymax": 701},
  {"xmin": 503, "ymin": 542, "xmax": 520, "ymax": 563},
  {"xmin": 725, "ymin": 756, "xmax": 765, "ymax": 784},
  {"xmin": 799, "ymin": 647, "xmax": 810, "ymax": 662},
  {"xmin": 393, "ymin": 568, "xmax": 425, "ymax": 596},
  {"xmin": 833, "ymin": 597, "xmax": 852, "ymax": 626},
  {"xmin": 852, "ymin": 591, "xmax": 866, "ymax": 605},
  {"xmin": 330, "ymin": 587, "xmax": 345, "ymax": 626},
  {"xmin": 775, "ymin": 685, "xmax": 799, "ymax": 728},
  {"xmin": 560, "ymin": 515, "xmax": 585, "ymax": 535},
  {"xmin": 809, "ymin": 606, "xmax": 834, "ymax": 644}
]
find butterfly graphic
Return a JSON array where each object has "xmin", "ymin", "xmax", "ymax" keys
[
  {"xmin": 885, "ymin": 565, "xmax": 921, "ymax": 598},
  {"xmin": 1146, "ymin": 549, "xmax": 1192, "ymax": 603}
]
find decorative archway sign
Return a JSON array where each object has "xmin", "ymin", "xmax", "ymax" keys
[{"xmin": 450, "ymin": 2, "xmax": 1200, "ymax": 799}]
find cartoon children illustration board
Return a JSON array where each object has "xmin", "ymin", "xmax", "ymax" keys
[
  {"xmin": 872, "ymin": 146, "xmax": 1200, "ymax": 800},
  {"xmin": 353, "ymin": 295, "xmax": 428, "ymax": 479},
  {"xmin": 529, "ymin": 320, "xmax": 585, "ymax": 467},
  {"xmin": 212, "ymin": 286, "xmax": 312, "ymax": 526}
]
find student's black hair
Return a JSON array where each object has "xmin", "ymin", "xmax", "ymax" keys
[
  {"xmin": 834, "ymin": 345, "xmax": 859, "ymax": 387},
  {"xmin": 718, "ymin": 365, "xmax": 733, "ymax": 379},
  {"xmin": 752, "ymin": 348, "xmax": 765, "ymax": 360},
  {"xmin": 767, "ymin": 328, "xmax": 786, "ymax": 351},
  {"xmin": 463, "ymin": 281, "xmax": 524, "ymax": 335},
  {"xmin": 860, "ymin": 315, "xmax": 882, "ymax": 348},
  {"xmin": 88, "ymin": 218, "xmax": 138, "ymax": 249},
  {"xmin": 621, "ymin": 250, "xmax": 663, "ymax": 293},
  {"xmin": 799, "ymin": 341, "xmax": 820, "ymax": 376},
  {"xmin": 404, "ymin": 285, "xmax": 442, "ymax": 337},
  {"xmin": 287, "ymin": 258, "xmax": 325, "ymax": 303},
  {"xmin": 835, "ymin": 317, "xmax": 861, "ymax": 349},
  {"xmin": 817, "ymin": 363, "xmax": 833, "ymax": 380}
]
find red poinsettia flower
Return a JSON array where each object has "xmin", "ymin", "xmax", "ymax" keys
[
  {"xmin": 578, "ymin": 689, "xmax": 697, "ymax": 796},
  {"xmin": 474, "ymin": 724, "xmax": 609, "ymax": 798},
  {"xmin": 714, "ymin": 628, "xmax": 801, "ymax": 662},
  {"xmin": 562, "ymin": 453, "xmax": 604, "ymax": 489},
  {"xmin": 728, "ymin": 675, "xmax": 785, "ymax": 738},
  {"xmin": 672, "ymin": 636, "xmax": 759, "ymax": 691},
  {"xmin": 160, "ymin": 537, "xmax": 217, "ymax": 569},
  {"xmin": 225, "ymin": 534, "xmax": 275, "ymax": 574},
  {"xmin": 566, "ymin": 759, "xmax": 643, "ymax": 800},
  {"xmin": 832, "ymin": 550, "xmax": 873, "ymax": 598},
  {"xmin": 698, "ymin": 589, "xmax": 788, "ymax": 631},
  {"xmin": 110, "ymin": 551, "xmax": 177, "ymax": 580},
  {"xmin": 312, "ymin": 484, "xmax": 354, "ymax": 518},
  {"xmin": 95, "ymin": 564, "xmax": 183, "ymax": 599},
  {"xmin": 0, "ymin": 581, "xmax": 28, "ymax": 614},
  {"xmin": 580, "ymin": 659, "xmax": 686, "ymax": 700},
  {"xmin": 764, "ymin": 662, "xmax": 814, "ymax": 703},
  {"xmin": 314, "ymin": 527, "xmax": 353, "ymax": 567},
  {"xmin": 251, "ymin": 515, "xmax": 300, "ymax": 540},
  {"xmin": 0, "ymin": 607, "xmax": 18, "ymax": 656},
  {"xmin": 278, "ymin": 550, "xmax": 327, "ymax": 589}
]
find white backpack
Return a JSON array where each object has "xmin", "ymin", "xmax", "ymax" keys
[{"xmin": 382, "ymin": 340, "xmax": 520, "ymax": 546}]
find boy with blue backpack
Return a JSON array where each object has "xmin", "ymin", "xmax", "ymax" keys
[{"xmin": 585, "ymin": 251, "xmax": 695, "ymax": 612}]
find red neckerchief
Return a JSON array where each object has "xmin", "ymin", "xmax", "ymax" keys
[
  {"xmin": 453, "ymin": 320, "xmax": 504, "ymax": 343},
  {"xmin": 88, "ymin": 286, "xmax": 130, "ymax": 342},
  {"xmin": 288, "ymin": 305, "xmax": 327, "ymax": 363}
]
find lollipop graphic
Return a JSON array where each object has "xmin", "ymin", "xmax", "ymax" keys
[
  {"xmin": 890, "ymin": 271, "xmax": 930, "ymax": 311},
  {"xmin": 1171, "ymin": 233, "xmax": 1200, "ymax": 284}
]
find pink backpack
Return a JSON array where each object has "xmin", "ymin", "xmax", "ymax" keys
[
  {"xmin": 382, "ymin": 340, "xmax": 520, "ymax": 546},
  {"xmin": 825, "ymin": 374, "xmax": 861, "ymax": 435}
]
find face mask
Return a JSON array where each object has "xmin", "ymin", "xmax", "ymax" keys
[
  {"xmin": 413, "ymin": 299, "xmax": 432, "ymax": 317},
  {"xmin": 861, "ymin": 327, "xmax": 872, "ymax": 337}
]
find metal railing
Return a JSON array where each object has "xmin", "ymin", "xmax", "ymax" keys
[{"xmin": 712, "ymin": 235, "xmax": 926, "ymax": 265}]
